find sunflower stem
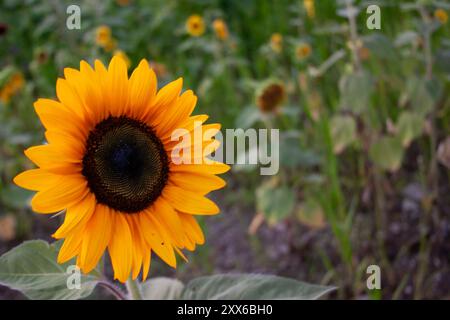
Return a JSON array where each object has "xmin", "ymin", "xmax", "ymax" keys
[
  {"xmin": 126, "ymin": 278, "xmax": 143, "ymax": 300},
  {"xmin": 98, "ymin": 280, "xmax": 127, "ymax": 300}
]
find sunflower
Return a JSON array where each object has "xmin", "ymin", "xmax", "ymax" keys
[
  {"xmin": 295, "ymin": 43, "xmax": 312, "ymax": 60},
  {"xmin": 13, "ymin": 56, "xmax": 229, "ymax": 283},
  {"xmin": 212, "ymin": 18, "xmax": 229, "ymax": 41},
  {"xmin": 303, "ymin": 0, "xmax": 315, "ymax": 19},
  {"xmin": 434, "ymin": 9, "xmax": 448, "ymax": 25},
  {"xmin": 95, "ymin": 25, "xmax": 112, "ymax": 47},
  {"xmin": 256, "ymin": 81, "xmax": 286, "ymax": 113},
  {"xmin": 270, "ymin": 33, "xmax": 283, "ymax": 53},
  {"xmin": 186, "ymin": 15, "xmax": 205, "ymax": 37},
  {"xmin": 0, "ymin": 72, "xmax": 25, "ymax": 104}
]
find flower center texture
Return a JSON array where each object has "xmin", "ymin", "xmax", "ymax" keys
[{"xmin": 82, "ymin": 116, "xmax": 169, "ymax": 213}]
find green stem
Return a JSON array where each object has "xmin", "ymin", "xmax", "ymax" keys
[{"xmin": 126, "ymin": 278, "xmax": 143, "ymax": 300}]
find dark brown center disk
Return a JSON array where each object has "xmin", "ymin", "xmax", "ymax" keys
[{"xmin": 82, "ymin": 116, "xmax": 169, "ymax": 213}]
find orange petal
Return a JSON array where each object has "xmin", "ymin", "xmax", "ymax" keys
[
  {"xmin": 108, "ymin": 212, "xmax": 133, "ymax": 283},
  {"xmin": 169, "ymin": 172, "xmax": 226, "ymax": 194},
  {"xmin": 129, "ymin": 59, "xmax": 157, "ymax": 119},
  {"xmin": 53, "ymin": 193, "xmax": 96, "ymax": 239},
  {"xmin": 31, "ymin": 175, "xmax": 88, "ymax": 213},
  {"xmin": 107, "ymin": 55, "xmax": 129, "ymax": 116},
  {"xmin": 162, "ymin": 185, "xmax": 220, "ymax": 215},
  {"xmin": 79, "ymin": 204, "xmax": 113, "ymax": 273},
  {"xmin": 139, "ymin": 210, "xmax": 176, "ymax": 268},
  {"xmin": 169, "ymin": 161, "xmax": 230, "ymax": 175},
  {"xmin": 13, "ymin": 169, "xmax": 61, "ymax": 191}
]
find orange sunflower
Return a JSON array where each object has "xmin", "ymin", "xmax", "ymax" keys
[{"xmin": 13, "ymin": 56, "xmax": 229, "ymax": 283}]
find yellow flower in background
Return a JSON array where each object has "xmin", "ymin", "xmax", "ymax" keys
[
  {"xmin": 270, "ymin": 33, "xmax": 283, "ymax": 53},
  {"xmin": 296, "ymin": 43, "xmax": 312, "ymax": 60},
  {"xmin": 212, "ymin": 18, "xmax": 229, "ymax": 40},
  {"xmin": 186, "ymin": 14, "xmax": 205, "ymax": 37},
  {"xmin": 114, "ymin": 50, "xmax": 131, "ymax": 69},
  {"xmin": 434, "ymin": 9, "xmax": 448, "ymax": 24},
  {"xmin": 303, "ymin": 0, "xmax": 315, "ymax": 18},
  {"xmin": 13, "ymin": 56, "xmax": 229, "ymax": 283},
  {"xmin": 0, "ymin": 72, "xmax": 25, "ymax": 104},
  {"xmin": 256, "ymin": 81, "xmax": 286, "ymax": 113},
  {"xmin": 104, "ymin": 38, "xmax": 118, "ymax": 52},
  {"xmin": 95, "ymin": 25, "xmax": 112, "ymax": 47}
]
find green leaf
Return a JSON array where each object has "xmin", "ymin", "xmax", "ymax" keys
[
  {"xmin": 396, "ymin": 112, "xmax": 423, "ymax": 147},
  {"xmin": 400, "ymin": 77, "xmax": 434, "ymax": 116},
  {"xmin": 369, "ymin": 136, "xmax": 404, "ymax": 172},
  {"xmin": 279, "ymin": 132, "xmax": 321, "ymax": 168},
  {"xmin": 330, "ymin": 115, "xmax": 357, "ymax": 154},
  {"xmin": 181, "ymin": 274, "xmax": 335, "ymax": 300},
  {"xmin": 0, "ymin": 240, "xmax": 100, "ymax": 300},
  {"xmin": 141, "ymin": 277, "xmax": 184, "ymax": 300},
  {"xmin": 362, "ymin": 33, "xmax": 397, "ymax": 60},
  {"xmin": 339, "ymin": 70, "xmax": 373, "ymax": 114},
  {"xmin": 256, "ymin": 179, "xmax": 295, "ymax": 224},
  {"xmin": 296, "ymin": 197, "xmax": 326, "ymax": 229}
]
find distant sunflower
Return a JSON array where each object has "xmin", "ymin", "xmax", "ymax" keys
[
  {"xmin": 303, "ymin": 0, "xmax": 315, "ymax": 19},
  {"xmin": 95, "ymin": 25, "xmax": 112, "ymax": 47},
  {"xmin": 295, "ymin": 43, "xmax": 312, "ymax": 60},
  {"xmin": 0, "ymin": 72, "xmax": 25, "ymax": 104},
  {"xmin": 434, "ymin": 9, "xmax": 448, "ymax": 24},
  {"xmin": 14, "ymin": 56, "xmax": 229, "ymax": 282},
  {"xmin": 256, "ymin": 81, "xmax": 286, "ymax": 113},
  {"xmin": 270, "ymin": 33, "xmax": 283, "ymax": 53},
  {"xmin": 212, "ymin": 18, "xmax": 229, "ymax": 40},
  {"xmin": 186, "ymin": 14, "xmax": 205, "ymax": 37}
]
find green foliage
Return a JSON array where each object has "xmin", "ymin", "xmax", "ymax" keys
[
  {"xmin": 396, "ymin": 111, "xmax": 424, "ymax": 147},
  {"xmin": 180, "ymin": 274, "xmax": 335, "ymax": 300},
  {"xmin": 339, "ymin": 70, "xmax": 373, "ymax": 114},
  {"xmin": 369, "ymin": 136, "xmax": 404, "ymax": 172},
  {"xmin": 0, "ymin": 240, "xmax": 100, "ymax": 300},
  {"xmin": 141, "ymin": 277, "xmax": 184, "ymax": 300},
  {"xmin": 256, "ymin": 179, "xmax": 295, "ymax": 225}
]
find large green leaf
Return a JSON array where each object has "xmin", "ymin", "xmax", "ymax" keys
[
  {"xmin": 181, "ymin": 274, "xmax": 335, "ymax": 300},
  {"xmin": 400, "ymin": 77, "xmax": 435, "ymax": 116},
  {"xmin": 330, "ymin": 114, "xmax": 357, "ymax": 154},
  {"xmin": 141, "ymin": 277, "xmax": 184, "ymax": 300},
  {"xmin": 339, "ymin": 70, "xmax": 373, "ymax": 114},
  {"xmin": 369, "ymin": 136, "xmax": 404, "ymax": 172},
  {"xmin": 396, "ymin": 111, "xmax": 423, "ymax": 147},
  {"xmin": 0, "ymin": 240, "xmax": 100, "ymax": 300},
  {"xmin": 256, "ymin": 179, "xmax": 295, "ymax": 224}
]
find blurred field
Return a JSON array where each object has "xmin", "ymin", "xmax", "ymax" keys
[{"xmin": 1, "ymin": 0, "xmax": 450, "ymax": 299}]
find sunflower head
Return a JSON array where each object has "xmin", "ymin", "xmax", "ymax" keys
[
  {"xmin": 186, "ymin": 14, "xmax": 205, "ymax": 37},
  {"xmin": 14, "ymin": 56, "xmax": 229, "ymax": 282},
  {"xmin": 0, "ymin": 72, "xmax": 25, "ymax": 104},
  {"xmin": 303, "ymin": 0, "xmax": 315, "ymax": 18},
  {"xmin": 256, "ymin": 80, "xmax": 286, "ymax": 113},
  {"xmin": 435, "ymin": 9, "xmax": 448, "ymax": 24},
  {"xmin": 212, "ymin": 18, "xmax": 229, "ymax": 40},
  {"xmin": 295, "ymin": 43, "xmax": 312, "ymax": 60},
  {"xmin": 270, "ymin": 33, "xmax": 283, "ymax": 53},
  {"xmin": 95, "ymin": 25, "xmax": 112, "ymax": 47}
]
